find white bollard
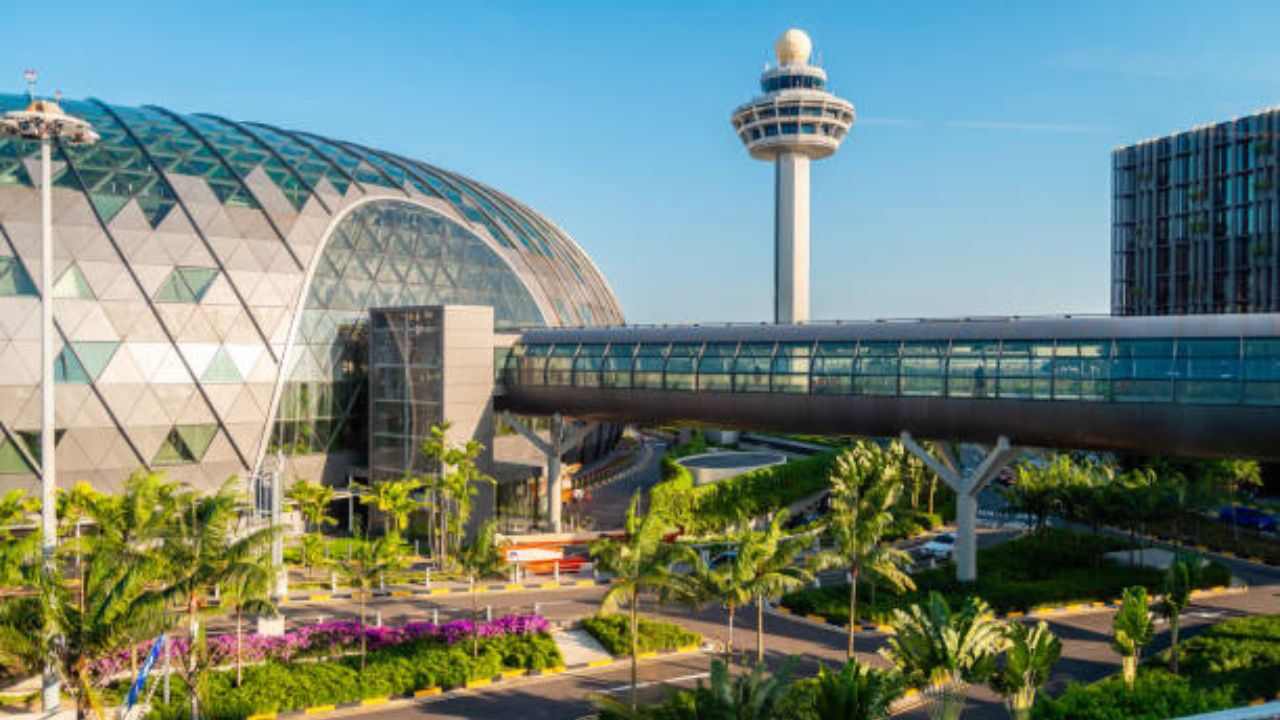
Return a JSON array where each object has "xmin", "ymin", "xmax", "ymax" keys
[
  {"xmin": 554, "ymin": 560, "xmax": 560, "ymax": 584},
  {"xmin": 375, "ymin": 611, "xmax": 382, "ymax": 627},
  {"xmin": 424, "ymin": 567, "xmax": 431, "ymax": 588},
  {"xmin": 486, "ymin": 605, "xmax": 492, "ymax": 622},
  {"xmin": 432, "ymin": 608, "xmax": 439, "ymax": 624},
  {"xmin": 330, "ymin": 571, "xmax": 337, "ymax": 592}
]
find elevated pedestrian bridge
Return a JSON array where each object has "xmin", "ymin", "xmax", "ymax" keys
[{"xmin": 498, "ymin": 314, "xmax": 1280, "ymax": 461}]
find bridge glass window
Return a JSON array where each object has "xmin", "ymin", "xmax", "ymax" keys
[
  {"xmin": 697, "ymin": 343, "xmax": 736, "ymax": 392},
  {"xmin": 546, "ymin": 344, "xmax": 578, "ymax": 386},
  {"xmin": 572, "ymin": 344, "xmax": 607, "ymax": 388},
  {"xmin": 772, "ymin": 343, "xmax": 811, "ymax": 394},
  {"xmin": 997, "ymin": 342, "xmax": 1053, "ymax": 399},
  {"xmin": 601, "ymin": 343, "xmax": 636, "ymax": 388},
  {"xmin": 664, "ymin": 343, "xmax": 701, "ymax": 391},
  {"xmin": 516, "ymin": 344, "xmax": 552, "ymax": 385},
  {"xmin": 812, "ymin": 342, "xmax": 854, "ymax": 394},
  {"xmin": 1054, "ymin": 341, "xmax": 1111, "ymax": 401},
  {"xmin": 1175, "ymin": 338, "xmax": 1242, "ymax": 404},
  {"xmin": 900, "ymin": 342, "xmax": 946, "ymax": 397},
  {"xmin": 854, "ymin": 342, "xmax": 900, "ymax": 396},
  {"xmin": 734, "ymin": 343, "xmax": 777, "ymax": 393},
  {"xmin": 1244, "ymin": 339, "xmax": 1280, "ymax": 405},
  {"xmin": 1112, "ymin": 340, "xmax": 1175, "ymax": 402},
  {"xmin": 633, "ymin": 344, "xmax": 668, "ymax": 389},
  {"xmin": 947, "ymin": 341, "xmax": 998, "ymax": 399}
]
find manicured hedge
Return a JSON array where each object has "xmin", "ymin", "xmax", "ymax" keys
[
  {"xmin": 782, "ymin": 529, "xmax": 1233, "ymax": 623},
  {"xmin": 109, "ymin": 623, "xmax": 560, "ymax": 719},
  {"xmin": 650, "ymin": 452, "xmax": 837, "ymax": 536},
  {"xmin": 1159, "ymin": 613, "xmax": 1280, "ymax": 701},
  {"xmin": 581, "ymin": 614, "xmax": 700, "ymax": 656},
  {"xmin": 1032, "ymin": 669, "xmax": 1236, "ymax": 720}
]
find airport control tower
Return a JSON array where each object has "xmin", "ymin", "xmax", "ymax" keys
[{"xmin": 731, "ymin": 28, "xmax": 854, "ymax": 324}]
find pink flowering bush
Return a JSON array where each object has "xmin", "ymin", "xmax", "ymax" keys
[{"xmin": 92, "ymin": 614, "xmax": 549, "ymax": 680}]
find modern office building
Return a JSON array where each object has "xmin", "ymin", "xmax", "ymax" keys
[
  {"xmin": 0, "ymin": 94, "xmax": 623, "ymax": 513},
  {"xmin": 731, "ymin": 28, "xmax": 855, "ymax": 324},
  {"xmin": 1112, "ymin": 108, "xmax": 1280, "ymax": 315}
]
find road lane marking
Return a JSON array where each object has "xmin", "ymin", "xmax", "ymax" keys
[{"xmin": 600, "ymin": 672, "xmax": 711, "ymax": 694}]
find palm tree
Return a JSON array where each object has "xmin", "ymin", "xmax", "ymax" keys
[
  {"xmin": 684, "ymin": 530, "xmax": 753, "ymax": 663},
  {"xmin": 738, "ymin": 510, "xmax": 814, "ymax": 665},
  {"xmin": 880, "ymin": 592, "xmax": 1003, "ymax": 720},
  {"xmin": 0, "ymin": 536, "xmax": 164, "ymax": 720},
  {"xmin": 989, "ymin": 621, "xmax": 1061, "ymax": 720},
  {"xmin": 221, "ymin": 558, "xmax": 277, "ymax": 687},
  {"xmin": 286, "ymin": 478, "xmax": 336, "ymax": 535},
  {"xmin": 815, "ymin": 443, "xmax": 916, "ymax": 659},
  {"xmin": 336, "ymin": 534, "xmax": 400, "ymax": 671},
  {"xmin": 151, "ymin": 479, "xmax": 276, "ymax": 720},
  {"xmin": 0, "ymin": 489, "xmax": 37, "ymax": 587},
  {"xmin": 808, "ymin": 661, "xmax": 906, "ymax": 720},
  {"xmin": 1110, "ymin": 586, "xmax": 1154, "ymax": 690},
  {"xmin": 456, "ymin": 521, "xmax": 507, "ymax": 658},
  {"xmin": 1160, "ymin": 555, "xmax": 1202, "ymax": 675},
  {"xmin": 590, "ymin": 492, "xmax": 696, "ymax": 710},
  {"xmin": 357, "ymin": 476, "xmax": 422, "ymax": 540}
]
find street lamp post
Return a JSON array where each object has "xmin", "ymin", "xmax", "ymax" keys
[{"xmin": 0, "ymin": 70, "xmax": 98, "ymax": 714}]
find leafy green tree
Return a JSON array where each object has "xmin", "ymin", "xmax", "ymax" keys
[
  {"xmin": 457, "ymin": 520, "xmax": 507, "ymax": 657},
  {"xmin": 591, "ymin": 492, "xmax": 696, "ymax": 710},
  {"xmin": 815, "ymin": 443, "xmax": 916, "ymax": 659},
  {"xmin": 1110, "ymin": 586, "xmax": 1154, "ymax": 690},
  {"xmin": 1001, "ymin": 456, "xmax": 1078, "ymax": 535},
  {"xmin": 297, "ymin": 533, "xmax": 328, "ymax": 579},
  {"xmin": 287, "ymin": 478, "xmax": 336, "ymax": 535},
  {"xmin": 1204, "ymin": 458, "xmax": 1262, "ymax": 541},
  {"xmin": 421, "ymin": 423, "xmax": 495, "ymax": 566},
  {"xmin": 989, "ymin": 621, "xmax": 1060, "ymax": 720},
  {"xmin": 806, "ymin": 661, "xmax": 906, "ymax": 720},
  {"xmin": 1160, "ymin": 554, "xmax": 1202, "ymax": 675},
  {"xmin": 151, "ymin": 479, "xmax": 277, "ymax": 720},
  {"xmin": 0, "ymin": 489, "xmax": 37, "ymax": 587},
  {"xmin": 336, "ymin": 534, "xmax": 401, "ymax": 671},
  {"xmin": 739, "ymin": 511, "xmax": 814, "ymax": 665},
  {"xmin": 357, "ymin": 476, "xmax": 422, "ymax": 540},
  {"xmin": 221, "ymin": 558, "xmax": 277, "ymax": 687},
  {"xmin": 684, "ymin": 530, "xmax": 753, "ymax": 663},
  {"xmin": 880, "ymin": 592, "xmax": 1003, "ymax": 720}
]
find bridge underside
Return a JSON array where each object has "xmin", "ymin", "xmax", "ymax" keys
[{"xmin": 497, "ymin": 386, "xmax": 1280, "ymax": 461}]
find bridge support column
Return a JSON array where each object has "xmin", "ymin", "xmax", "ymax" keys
[
  {"xmin": 501, "ymin": 412, "xmax": 595, "ymax": 533},
  {"xmin": 900, "ymin": 433, "xmax": 1018, "ymax": 583}
]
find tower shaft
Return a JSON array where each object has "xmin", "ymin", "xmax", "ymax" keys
[{"xmin": 774, "ymin": 152, "xmax": 810, "ymax": 324}]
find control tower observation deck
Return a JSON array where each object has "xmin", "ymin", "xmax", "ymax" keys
[{"xmin": 731, "ymin": 28, "xmax": 855, "ymax": 324}]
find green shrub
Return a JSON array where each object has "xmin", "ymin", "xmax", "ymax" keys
[
  {"xmin": 1158, "ymin": 613, "xmax": 1280, "ymax": 701},
  {"xmin": 114, "ymin": 632, "xmax": 559, "ymax": 719},
  {"xmin": 582, "ymin": 614, "xmax": 700, "ymax": 656},
  {"xmin": 1032, "ymin": 669, "xmax": 1236, "ymax": 720},
  {"xmin": 782, "ymin": 529, "xmax": 1233, "ymax": 623}
]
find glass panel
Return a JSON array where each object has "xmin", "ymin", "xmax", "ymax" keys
[
  {"xmin": 601, "ymin": 343, "xmax": 636, "ymax": 388},
  {"xmin": 202, "ymin": 347, "xmax": 243, "ymax": 383},
  {"xmin": 633, "ymin": 344, "xmax": 668, "ymax": 389},
  {"xmin": 946, "ymin": 341, "xmax": 997, "ymax": 398},
  {"xmin": 900, "ymin": 342, "xmax": 945, "ymax": 397},
  {"xmin": 854, "ymin": 342, "xmax": 899, "ymax": 396},
  {"xmin": 0, "ymin": 257, "xmax": 37, "ymax": 296},
  {"xmin": 545, "ymin": 344, "xmax": 577, "ymax": 386},
  {"xmin": 998, "ymin": 341, "xmax": 1053, "ymax": 399},
  {"xmin": 52, "ymin": 263, "xmax": 95, "ymax": 299},
  {"xmin": 697, "ymin": 343, "xmax": 735, "ymax": 392},
  {"xmin": 1053, "ymin": 341, "xmax": 1111, "ymax": 401},
  {"xmin": 664, "ymin": 343, "xmax": 700, "ymax": 391},
  {"xmin": 572, "ymin": 344, "xmax": 606, "ymax": 387},
  {"xmin": 771, "ymin": 342, "xmax": 810, "ymax": 393},
  {"xmin": 812, "ymin": 342, "xmax": 854, "ymax": 394},
  {"xmin": 1112, "ymin": 340, "xmax": 1174, "ymax": 402}
]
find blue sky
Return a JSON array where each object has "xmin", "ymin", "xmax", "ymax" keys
[{"xmin": 8, "ymin": 1, "xmax": 1280, "ymax": 323}]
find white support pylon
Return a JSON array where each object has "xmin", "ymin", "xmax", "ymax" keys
[
  {"xmin": 501, "ymin": 412, "xmax": 595, "ymax": 533},
  {"xmin": 899, "ymin": 432, "xmax": 1019, "ymax": 583}
]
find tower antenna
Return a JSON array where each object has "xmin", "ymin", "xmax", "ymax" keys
[{"xmin": 22, "ymin": 69, "xmax": 37, "ymax": 102}]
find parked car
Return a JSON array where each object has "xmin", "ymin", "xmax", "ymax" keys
[
  {"xmin": 920, "ymin": 532, "xmax": 956, "ymax": 561},
  {"xmin": 1218, "ymin": 506, "xmax": 1278, "ymax": 533}
]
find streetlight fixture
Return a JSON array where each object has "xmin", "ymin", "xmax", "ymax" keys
[{"xmin": 0, "ymin": 69, "xmax": 98, "ymax": 714}]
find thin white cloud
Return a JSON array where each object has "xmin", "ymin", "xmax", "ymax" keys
[{"xmin": 945, "ymin": 120, "xmax": 1108, "ymax": 134}]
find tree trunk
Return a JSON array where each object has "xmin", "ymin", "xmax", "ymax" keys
[
  {"xmin": 471, "ymin": 576, "xmax": 480, "ymax": 658},
  {"xmin": 235, "ymin": 608, "xmax": 243, "ymax": 687},
  {"xmin": 629, "ymin": 589, "xmax": 639, "ymax": 711},
  {"xmin": 755, "ymin": 594, "xmax": 765, "ymax": 665},
  {"xmin": 1170, "ymin": 615, "xmax": 1181, "ymax": 674},
  {"xmin": 359, "ymin": 593, "xmax": 367, "ymax": 672},
  {"xmin": 725, "ymin": 602, "xmax": 736, "ymax": 663},
  {"xmin": 1122, "ymin": 654, "xmax": 1138, "ymax": 689},
  {"xmin": 928, "ymin": 478, "xmax": 937, "ymax": 515},
  {"xmin": 189, "ymin": 596, "xmax": 200, "ymax": 720},
  {"xmin": 847, "ymin": 565, "xmax": 860, "ymax": 659}
]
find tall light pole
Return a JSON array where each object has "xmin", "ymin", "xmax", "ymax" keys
[{"xmin": 0, "ymin": 70, "xmax": 98, "ymax": 714}]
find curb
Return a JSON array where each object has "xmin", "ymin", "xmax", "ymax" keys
[
  {"xmin": 240, "ymin": 644, "xmax": 706, "ymax": 720},
  {"xmin": 284, "ymin": 577, "xmax": 612, "ymax": 604},
  {"xmin": 772, "ymin": 584, "xmax": 1248, "ymax": 632}
]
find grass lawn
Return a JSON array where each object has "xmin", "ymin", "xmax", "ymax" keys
[{"xmin": 782, "ymin": 528, "xmax": 1232, "ymax": 623}]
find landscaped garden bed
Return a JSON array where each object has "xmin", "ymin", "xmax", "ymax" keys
[
  {"xmin": 581, "ymin": 614, "xmax": 700, "ymax": 656},
  {"xmin": 781, "ymin": 529, "xmax": 1232, "ymax": 624},
  {"xmin": 1033, "ymin": 614, "xmax": 1280, "ymax": 719},
  {"xmin": 102, "ymin": 615, "xmax": 559, "ymax": 719}
]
